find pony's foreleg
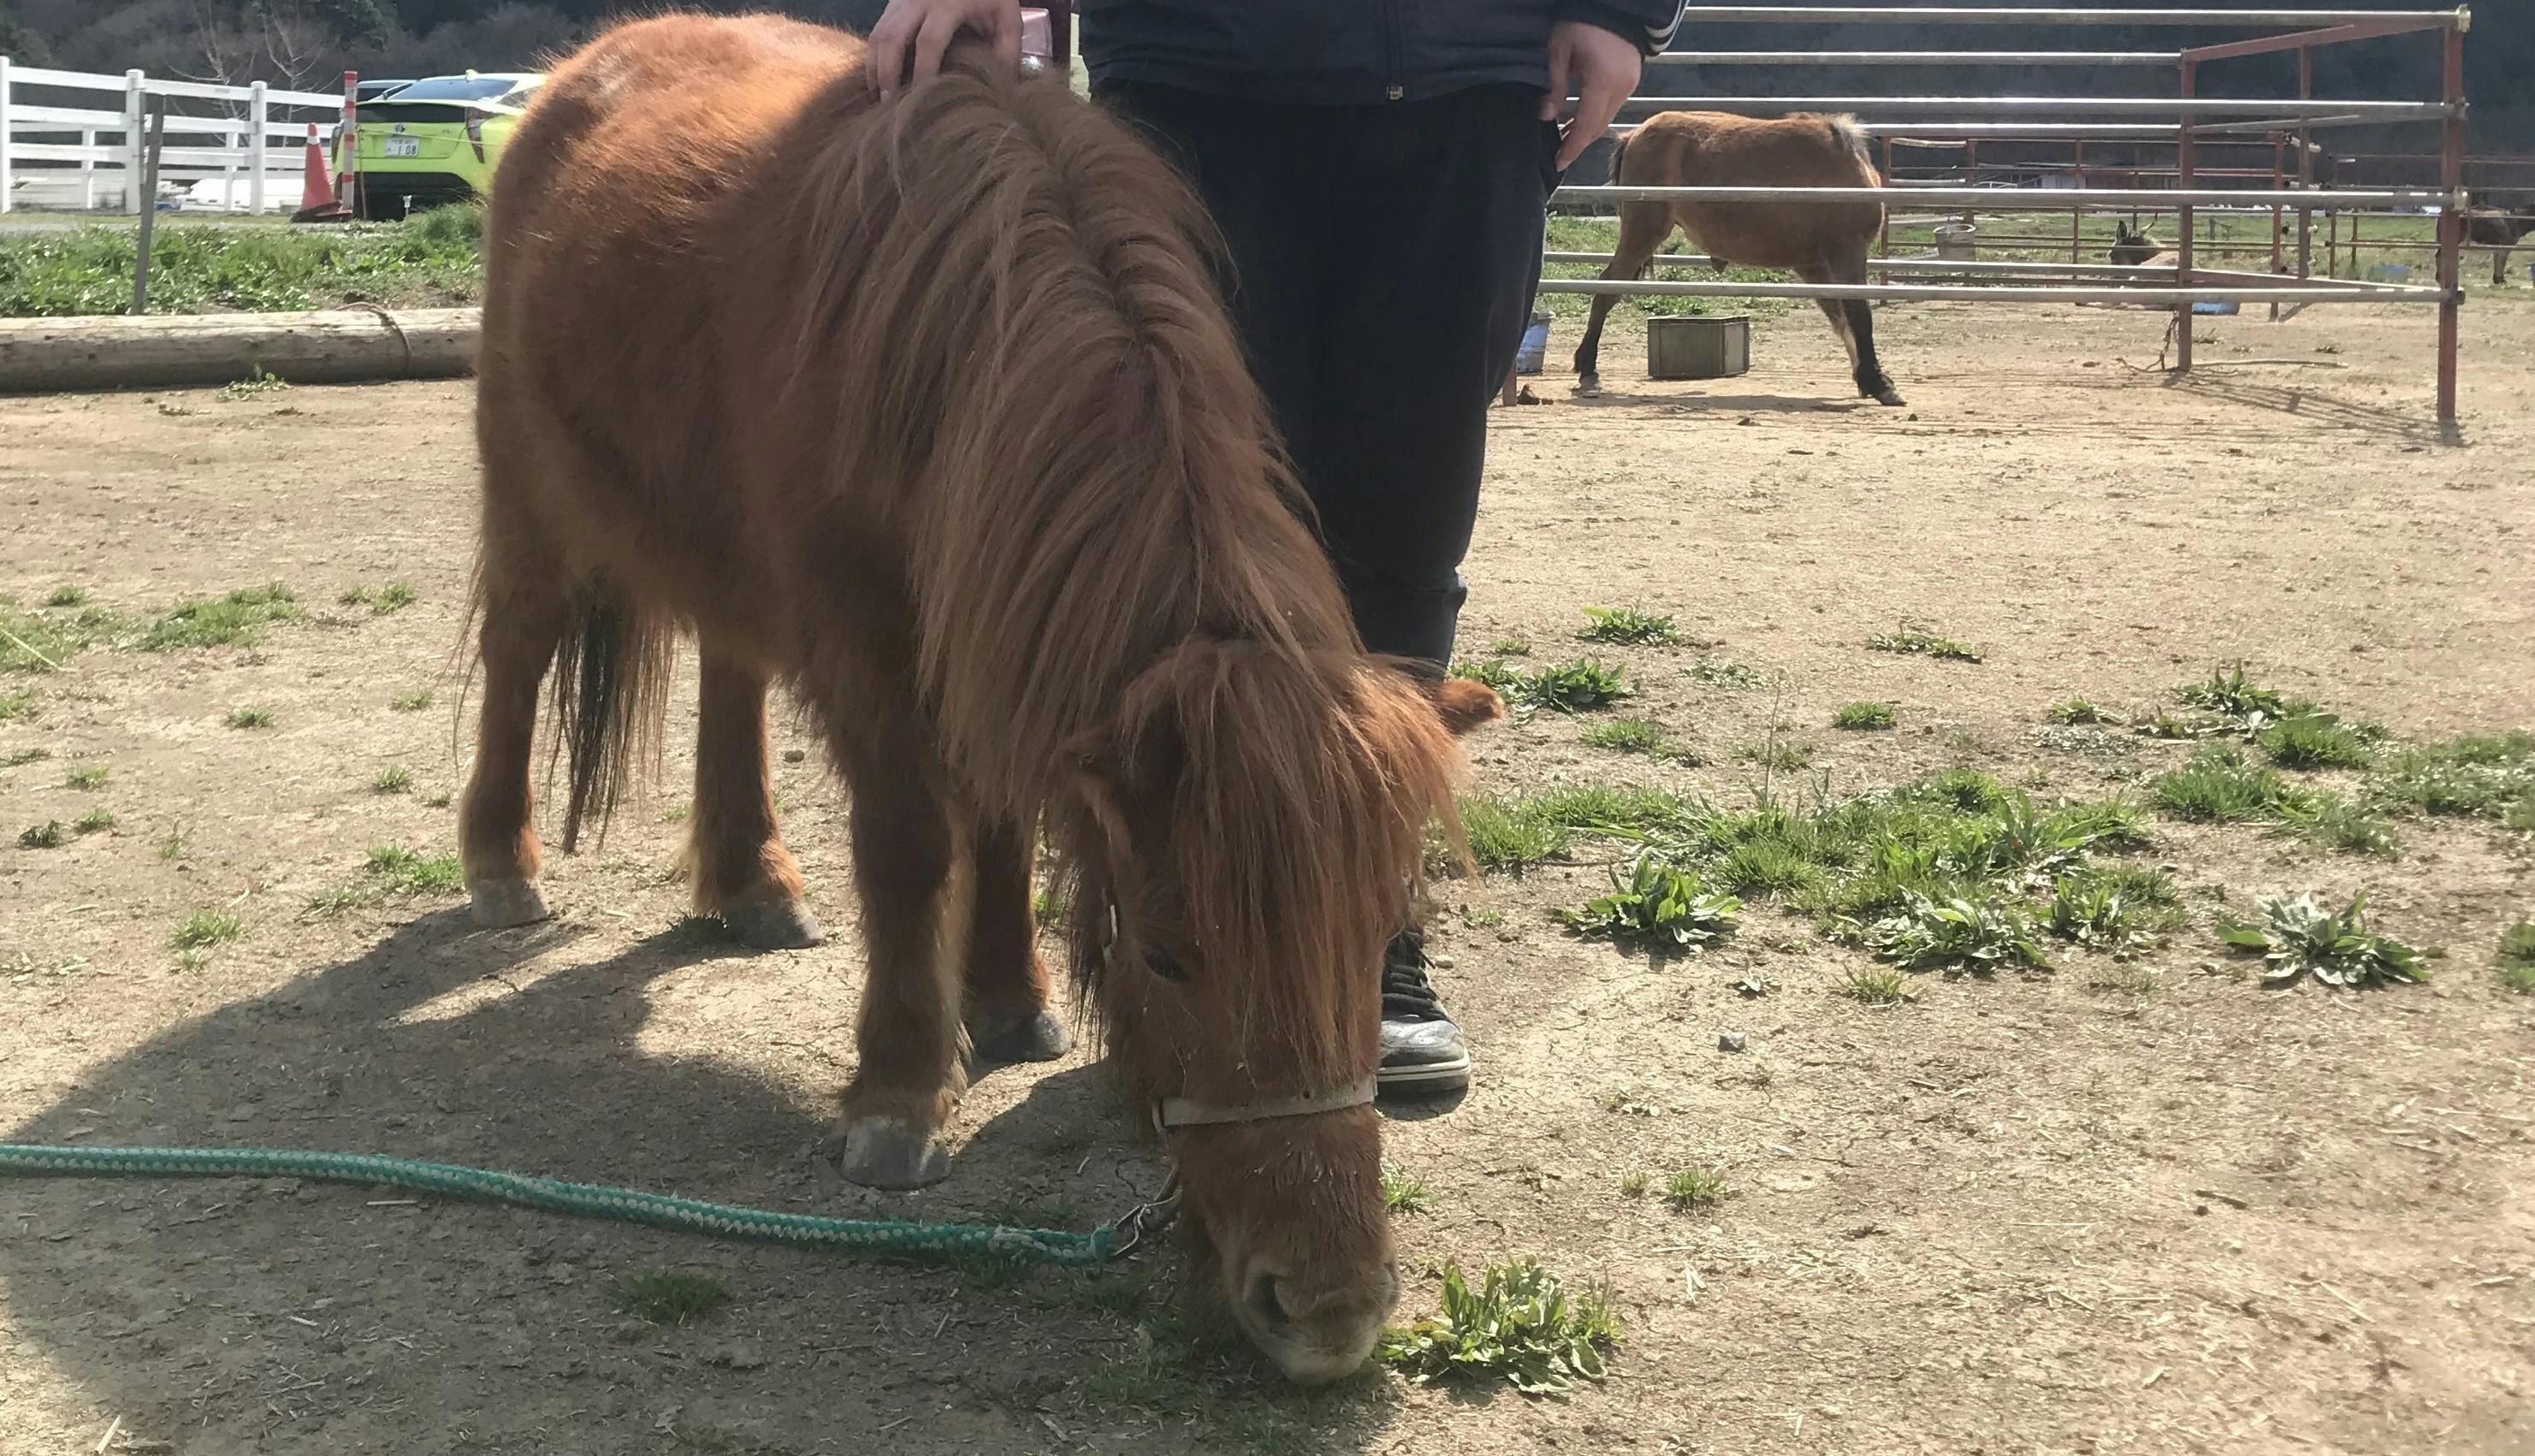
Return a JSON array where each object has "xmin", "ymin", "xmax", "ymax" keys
[
  {"xmin": 459, "ymin": 518, "xmax": 569, "ymax": 929},
  {"xmin": 1573, "ymin": 202, "xmax": 1672, "ymax": 394},
  {"xmin": 689, "ymin": 649, "xmax": 821, "ymax": 949},
  {"xmin": 834, "ymin": 731, "xmax": 969, "ymax": 1189},
  {"xmin": 962, "ymin": 815, "xmax": 1071, "ymax": 1067}
]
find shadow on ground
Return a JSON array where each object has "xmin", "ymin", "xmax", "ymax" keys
[{"xmin": 1, "ymin": 910, "xmax": 1400, "ymax": 1454}]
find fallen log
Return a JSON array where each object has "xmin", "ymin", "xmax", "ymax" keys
[{"xmin": 0, "ymin": 308, "xmax": 480, "ymax": 393}]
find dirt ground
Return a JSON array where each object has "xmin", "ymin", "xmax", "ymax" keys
[{"xmin": 3, "ymin": 298, "xmax": 2532, "ymax": 1456}]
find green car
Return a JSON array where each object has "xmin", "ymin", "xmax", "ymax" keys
[{"xmin": 335, "ymin": 71, "xmax": 544, "ymax": 220}]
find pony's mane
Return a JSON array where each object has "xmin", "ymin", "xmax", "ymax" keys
[
  {"xmin": 781, "ymin": 56, "xmax": 1456, "ymax": 1080},
  {"xmin": 788, "ymin": 58, "xmax": 1356, "ymax": 817}
]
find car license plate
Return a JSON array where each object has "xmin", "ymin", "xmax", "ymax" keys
[{"xmin": 382, "ymin": 134, "xmax": 420, "ymax": 157}]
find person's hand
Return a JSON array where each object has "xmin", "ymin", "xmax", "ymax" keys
[
  {"xmin": 865, "ymin": 0, "xmax": 1024, "ymax": 101},
  {"xmin": 1542, "ymin": 20, "xmax": 1644, "ymax": 170}
]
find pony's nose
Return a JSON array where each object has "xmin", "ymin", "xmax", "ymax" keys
[{"xmin": 1236, "ymin": 1258, "xmax": 1397, "ymax": 1384}]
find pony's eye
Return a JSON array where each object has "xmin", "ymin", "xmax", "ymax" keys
[{"xmin": 1144, "ymin": 945, "xmax": 1188, "ymax": 983}]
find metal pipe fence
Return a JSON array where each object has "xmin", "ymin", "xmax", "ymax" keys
[{"xmin": 1555, "ymin": 3, "xmax": 2473, "ymax": 422}]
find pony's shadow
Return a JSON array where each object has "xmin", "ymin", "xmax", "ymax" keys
[{"xmin": 0, "ymin": 910, "xmax": 1391, "ymax": 1452}]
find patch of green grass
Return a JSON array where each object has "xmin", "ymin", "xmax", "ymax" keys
[
  {"xmin": 2048, "ymin": 697, "xmax": 2115, "ymax": 725},
  {"xmin": 2153, "ymin": 745, "xmax": 2293, "ymax": 822},
  {"xmin": 0, "ymin": 690, "xmax": 33, "ymax": 721},
  {"xmin": 422, "ymin": 790, "xmax": 453, "ymax": 809},
  {"xmin": 2042, "ymin": 796, "xmax": 2151, "ymax": 851},
  {"xmin": 1912, "ymin": 767, "xmax": 2012, "ymax": 814},
  {"xmin": 1557, "ymin": 853, "xmax": 1740, "ymax": 949},
  {"xmin": 2046, "ymin": 872, "xmax": 2156, "ymax": 951},
  {"xmin": 370, "ymin": 766, "xmax": 413, "ymax": 795},
  {"xmin": 2369, "ymin": 732, "xmax": 2532, "ymax": 821},
  {"xmin": 158, "ymin": 830, "xmax": 188, "ymax": 861},
  {"xmin": 0, "ymin": 216, "xmax": 486, "ymax": 318},
  {"xmin": 1684, "ymin": 659, "xmax": 1760, "ymax": 689},
  {"xmin": 1710, "ymin": 836, "xmax": 1826, "ymax": 899},
  {"xmin": 170, "ymin": 909, "xmax": 243, "ymax": 950},
  {"xmin": 1858, "ymin": 889, "xmax": 2047, "ymax": 975},
  {"xmin": 139, "ymin": 583, "xmax": 300, "ymax": 652},
  {"xmin": 74, "ymin": 807, "xmax": 115, "ymax": 834},
  {"xmin": 1032, "ymin": 886, "xmax": 1063, "ymax": 927},
  {"xmin": 1618, "ymin": 1171, "xmax": 1651, "ymax": 1197},
  {"xmin": 1450, "ymin": 657, "xmax": 1525, "ymax": 695},
  {"xmin": 2275, "ymin": 790, "xmax": 2402, "ymax": 859},
  {"xmin": 1382, "ymin": 1163, "xmax": 1431, "ymax": 1215},
  {"xmin": 1487, "ymin": 636, "xmax": 1532, "ymax": 657},
  {"xmin": 657, "ymin": 801, "xmax": 691, "ymax": 825},
  {"xmin": 1833, "ymin": 701, "xmax": 1897, "ymax": 731},
  {"xmin": 216, "ymin": 369, "xmax": 290, "ymax": 400},
  {"xmin": 615, "ymin": 1270, "xmax": 726, "ymax": 1327},
  {"xmin": 1378, "ymin": 1258, "xmax": 1618, "ymax": 1395},
  {"xmin": 1733, "ymin": 739, "xmax": 1812, "ymax": 772},
  {"xmin": 2219, "ymin": 891, "xmax": 2425, "ymax": 989},
  {"xmin": 2176, "ymin": 663, "xmax": 2293, "ymax": 723},
  {"xmin": 225, "ymin": 706, "xmax": 275, "ymax": 729},
  {"xmin": 1455, "ymin": 784, "xmax": 1689, "ymax": 872},
  {"xmin": 391, "ymin": 689, "xmax": 434, "ymax": 712},
  {"xmin": 1866, "ymin": 625, "xmax": 1982, "ymax": 663},
  {"xmin": 18, "ymin": 821, "xmax": 65, "ymax": 849},
  {"xmin": 1577, "ymin": 607, "xmax": 1679, "ymax": 646},
  {"xmin": 2257, "ymin": 713, "xmax": 2373, "ymax": 771},
  {"xmin": 3, "ymin": 747, "xmax": 51, "ymax": 766},
  {"xmin": 1662, "ymin": 1166, "xmax": 1729, "ymax": 1210},
  {"xmin": 1517, "ymin": 658, "xmax": 1633, "ymax": 713},
  {"xmin": 373, "ymin": 583, "xmax": 416, "ymax": 613},
  {"xmin": 43, "ymin": 587, "xmax": 86, "ymax": 607},
  {"xmin": 2497, "ymin": 921, "xmax": 2535, "ymax": 994},
  {"xmin": 63, "ymin": 765, "xmax": 108, "ymax": 790},
  {"xmin": 1580, "ymin": 717, "xmax": 1661, "ymax": 753},
  {"xmin": 1834, "ymin": 967, "xmax": 1914, "ymax": 1004},
  {"xmin": 310, "ymin": 844, "xmax": 465, "ymax": 917},
  {"xmin": 0, "ymin": 595, "xmax": 127, "ymax": 672}
]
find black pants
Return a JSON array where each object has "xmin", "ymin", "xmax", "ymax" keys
[{"xmin": 1099, "ymin": 82, "xmax": 1557, "ymax": 668}]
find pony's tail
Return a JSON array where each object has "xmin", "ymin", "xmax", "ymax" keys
[
  {"xmin": 1605, "ymin": 126, "xmax": 1633, "ymax": 183},
  {"xmin": 548, "ymin": 585, "xmax": 674, "ymax": 853}
]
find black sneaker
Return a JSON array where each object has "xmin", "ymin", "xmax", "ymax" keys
[{"xmin": 1379, "ymin": 927, "xmax": 1471, "ymax": 1097}]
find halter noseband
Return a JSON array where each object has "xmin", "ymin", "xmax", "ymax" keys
[{"xmin": 1094, "ymin": 901, "xmax": 1380, "ymax": 1132}]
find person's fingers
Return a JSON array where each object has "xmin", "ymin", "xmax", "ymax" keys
[
  {"xmin": 867, "ymin": 4, "xmax": 913, "ymax": 97},
  {"xmin": 987, "ymin": 0, "xmax": 1023, "ymax": 74},
  {"xmin": 1558, "ymin": 65, "xmax": 1630, "ymax": 169},
  {"xmin": 909, "ymin": 7, "xmax": 963, "ymax": 91},
  {"xmin": 1541, "ymin": 31, "xmax": 1572, "ymax": 123}
]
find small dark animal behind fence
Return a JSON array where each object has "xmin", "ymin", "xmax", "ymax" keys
[
  {"xmin": 2462, "ymin": 201, "xmax": 2535, "ymax": 287},
  {"xmin": 1573, "ymin": 109, "xmax": 1902, "ymax": 405},
  {"xmin": 462, "ymin": 13, "xmax": 1501, "ymax": 1384}
]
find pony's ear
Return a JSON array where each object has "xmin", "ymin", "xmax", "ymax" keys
[{"xmin": 1429, "ymin": 677, "xmax": 1507, "ymax": 737}]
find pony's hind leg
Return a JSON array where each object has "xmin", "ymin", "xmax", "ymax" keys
[
  {"xmin": 690, "ymin": 649, "xmax": 822, "ymax": 949},
  {"xmin": 459, "ymin": 530, "xmax": 569, "ymax": 928},
  {"xmin": 1573, "ymin": 202, "xmax": 1673, "ymax": 394},
  {"xmin": 962, "ymin": 816, "xmax": 1071, "ymax": 1067},
  {"xmin": 833, "ymin": 729, "xmax": 968, "ymax": 1189},
  {"xmin": 1802, "ymin": 249, "xmax": 1904, "ymax": 406}
]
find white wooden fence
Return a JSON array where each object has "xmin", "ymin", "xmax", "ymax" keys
[{"xmin": 0, "ymin": 59, "xmax": 343, "ymax": 214}]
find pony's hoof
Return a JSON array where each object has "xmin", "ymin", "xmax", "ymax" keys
[
  {"xmin": 1873, "ymin": 388, "xmax": 1906, "ymax": 407},
  {"xmin": 968, "ymin": 1008, "xmax": 1074, "ymax": 1066},
  {"xmin": 725, "ymin": 897, "xmax": 826, "ymax": 950},
  {"xmin": 469, "ymin": 877, "xmax": 551, "ymax": 929},
  {"xmin": 1574, "ymin": 375, "xmax": 1602, "ymax": 397},
  {"xmin": 838, "ymin": 1117, "xmax": 951, "ymax": 1190}
]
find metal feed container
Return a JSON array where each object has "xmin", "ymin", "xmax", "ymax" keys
[
  {"xmin": 1646, "ymin": 315, "xmax": 1750, "ymax": 381},
  {"xmin": 1934, "ymin": 222, "xmax": 1976, "ymax": 259}
]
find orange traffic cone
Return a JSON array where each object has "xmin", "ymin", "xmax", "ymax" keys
[{"xmin": 290, "ymin": 124, "xmax": 346, "ymax": 222}]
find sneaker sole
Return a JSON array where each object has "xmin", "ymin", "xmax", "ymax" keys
[{"xmin": 1377, "ymin": 1056, "xmax": 1472, "ymax": 1096}]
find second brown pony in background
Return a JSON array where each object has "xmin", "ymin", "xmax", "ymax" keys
[{"xmin": 1573, "ymin": 110, "xmax": 1902, "ymax": 405}]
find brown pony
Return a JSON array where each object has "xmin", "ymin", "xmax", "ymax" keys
[
  {"xmin": 2108, "ymin": 224, "xmax": 2177, "ymax": 270},
  {"xmin": 2464, "ymin": 202, "xmax": 2535, "ymax": 287},
  {"xmin": 1573, "ymin": 110, "xmax": 1901, "ymax": 405},
  {"xmin": 463, "ymin": 14, "xmax": 1501, "ymax": 1382}
]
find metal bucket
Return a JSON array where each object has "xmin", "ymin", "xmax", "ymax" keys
[
  {"xmin": 1513, "ymin": 311, "xmax": 1551, "ymax": 375},
  {"xmin": 1934, "ymin": 222, "xmax": 1976, "ymax": 260},
  {"xmin": 1647, "ymin": 315, "xmax": 1751, "ymax": 381}
]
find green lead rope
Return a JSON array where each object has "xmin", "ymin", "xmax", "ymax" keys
[{"xmin": 0, "ymin": 1143, "xmax": 1117, "ymax": 1267}]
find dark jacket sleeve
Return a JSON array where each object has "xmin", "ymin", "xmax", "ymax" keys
[{"xmin": 1559, "ymin": 0, "xmax": 1683, "ymax": 57}]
